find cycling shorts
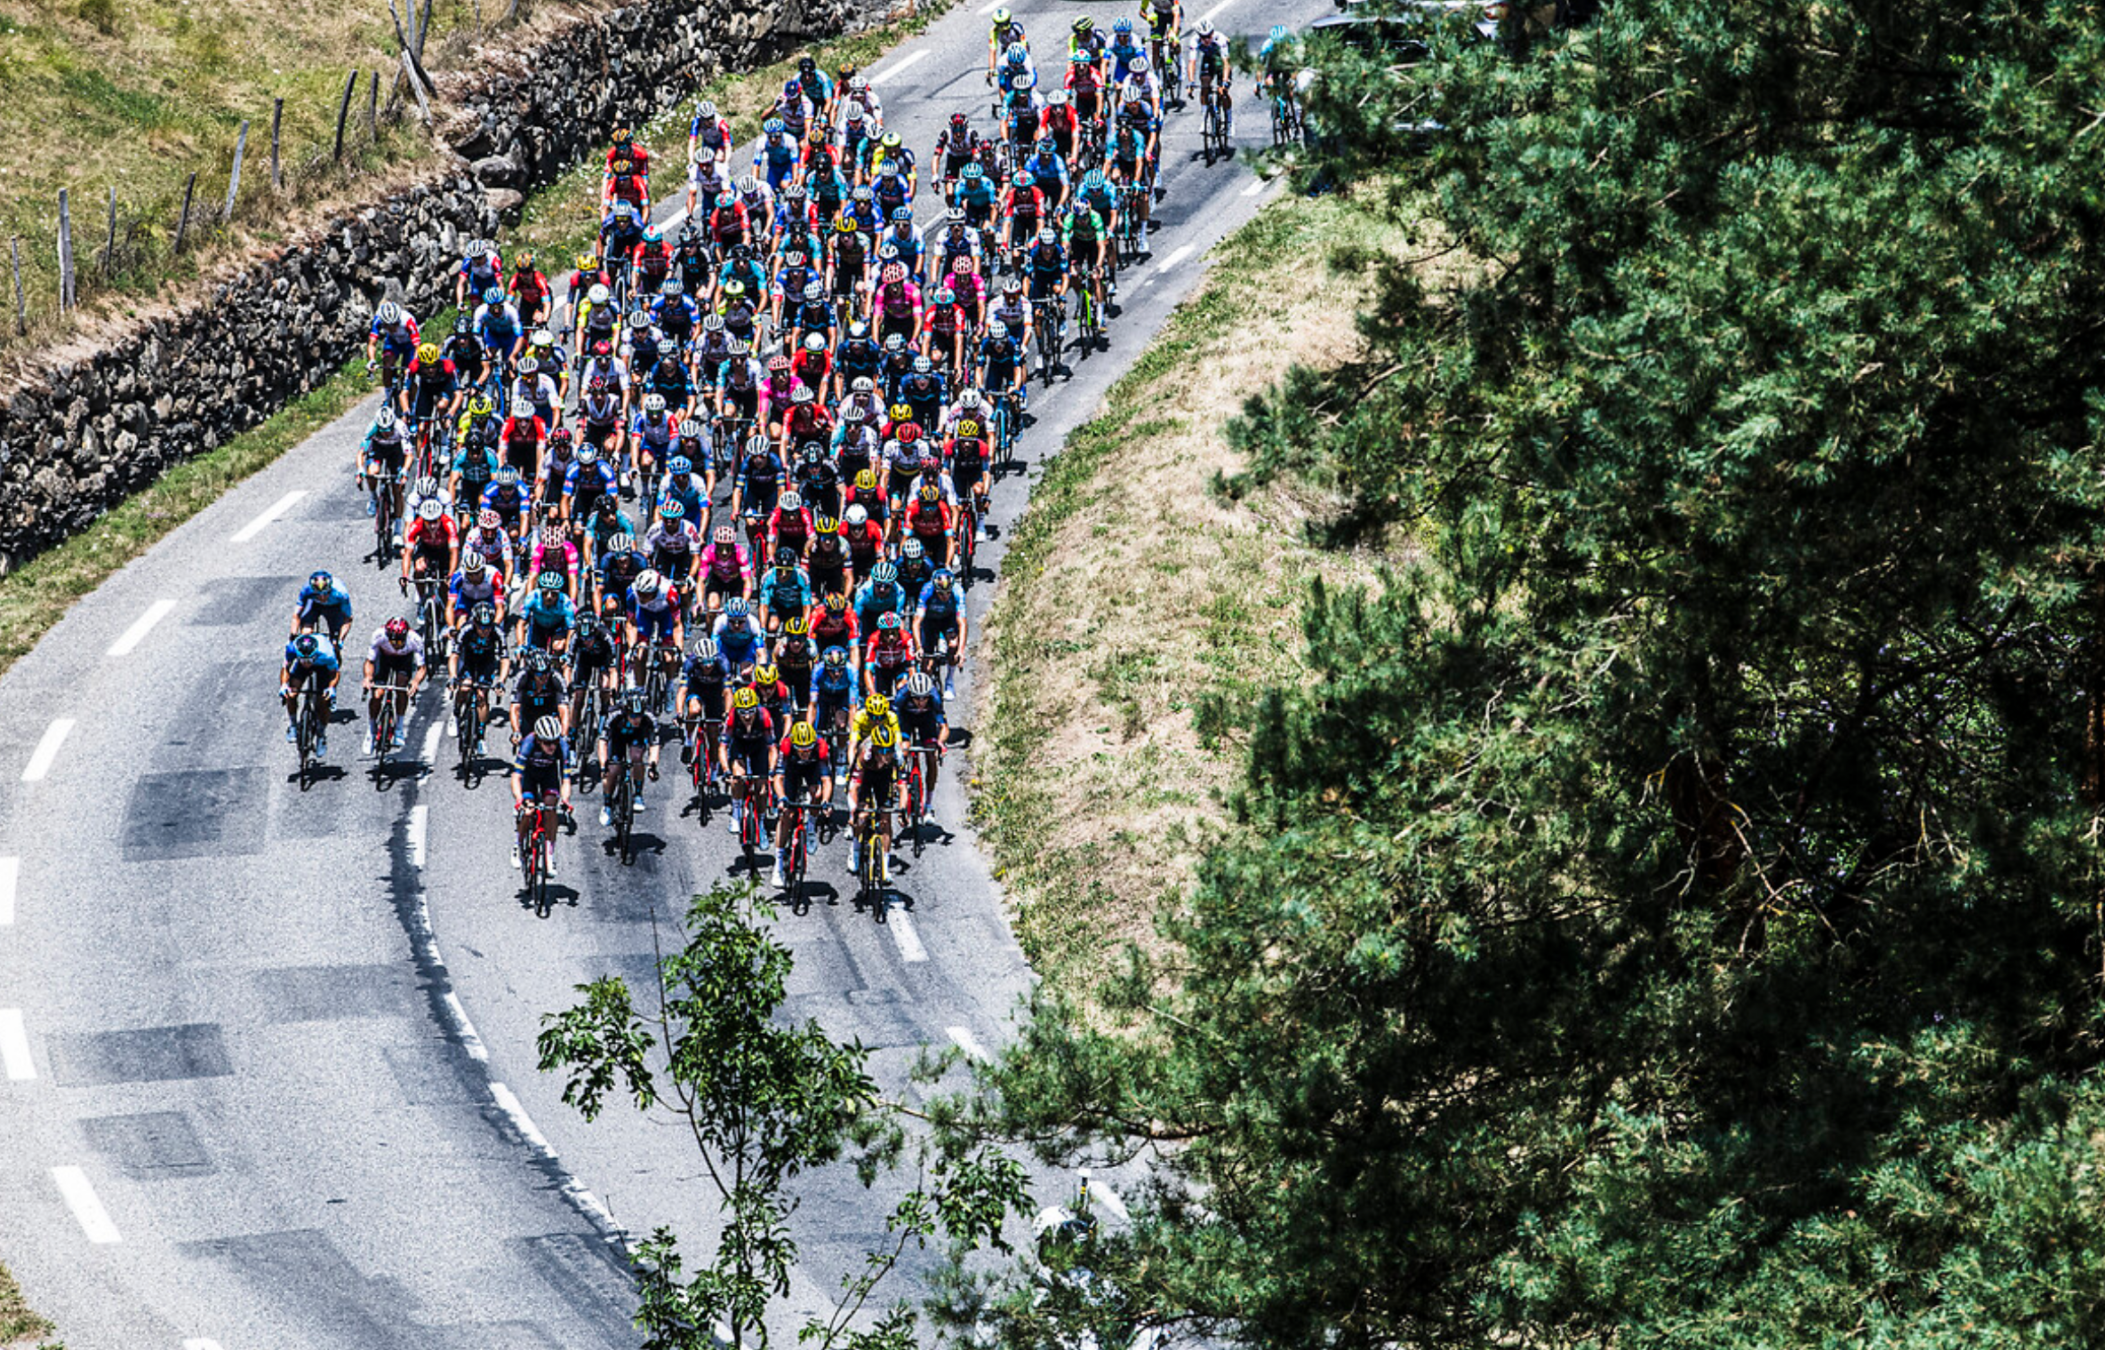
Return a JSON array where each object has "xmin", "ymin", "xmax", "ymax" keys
[
  {"xmin": 633, "ymin": 605, "xmax": 678, "ymax": 642},
  {"xmin": 373, "ymin": 655, "xmax": 418, "ymax": 687},
  {"xmin": 458, "ymin": 652, "xmax": 502, "ymax": 682},
  {"xmin": 517, "ymin": 764, "xmax": 565, "ymax": 800}
]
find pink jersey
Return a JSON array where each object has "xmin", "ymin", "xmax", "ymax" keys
[{"xmin": 699, "ymin": 539, "xmax": 753, "ymax": 584}]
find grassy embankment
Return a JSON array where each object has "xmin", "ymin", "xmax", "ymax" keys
[
  {"xmin": 973, "ymin": 188, "xmax": 1418, "ymax": 982},
  {"xmin": 0, "ymin": 6, "xmax": 945, "ymax": 1335}
]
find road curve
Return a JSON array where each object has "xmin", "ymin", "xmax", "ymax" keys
[{"xmin": 0, "ymin": 1, "xmax": 1327, "ymax": 1344}]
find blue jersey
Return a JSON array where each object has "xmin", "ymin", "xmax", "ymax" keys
[
  {"xmin": 512, "ymin": 732, "xmax": 570, "ymax": 778},
  {"xmin": 296, "ymin": 582, "xmax": 353, "ymax": 623},
  {"xmin": 564, "ymin": 459, "xmax": 618, "ymax": 502},
  {"xmin": 658, "ymin": 474, "xmax": 706, "ymax": 524},
  {"xmin": 521, "ymin": 593, "xmax": 576, "ymax": 634},
  {"xmin": 917, "ymin": 581, "xmax": 962, "ymax": 625},
  {"xmin": 283, "ymin": 638, "xmax": 342, "ymax": 680}
]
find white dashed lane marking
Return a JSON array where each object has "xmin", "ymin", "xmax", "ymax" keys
[
  {"xmin": 22, "ymin": 719, "xmax": 74, "ymax": 783},
  {"xmin": 0, "ymin": 1009, "xmax": 35, "ymax": 1080},
  {"xmin": 230, "ymin": 489, "xmax": 306, "ymax": 543},
  {"xmin": 1156, "ymin": 243, "xmax": 1196, "ymax": 272},
  {"xmin": 871, "ymin": 49, "xmax": 929, "ymax": 83},
  {"xmin": 107, "ymin": 599, "xmax": 177, "ymax": 656},
  {"xmin": 53, "ymin": 1166, "xmax": 121, "ymax": 1243},
  {"xmin": 889, "ymin": 908, "xmax": 929, "ymax": 963}
]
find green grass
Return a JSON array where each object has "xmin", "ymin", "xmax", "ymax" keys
[
  {"xmin": 0, "ymin": 1256, "xmax": 54, "ymax": 1346},
  {"xmin": 972, "ymin": 185, "xmax": 1417, "ymax": 981}
]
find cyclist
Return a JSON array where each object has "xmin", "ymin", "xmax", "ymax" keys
[
  {"xmin": 508, "ymin": 248, "xmax": 552, "ymax": 329},
  {"xmin": 279, "ymin": 631, "xmax": 342, "ymax": 753},
  {"xmin": 1108, "ymin": 16, "xmax": 1146, "ymax": 84},
  {"xmin": 448, "ymin": 601, "xmax": 508, "ymax": 755},
  {"xmin": 719, "ymin": 686, "xmax": 778, "ymax": 838},
  {"xmin": 812, "ymin": 591, "xmax": 862, "ymax": 687},
  {"xmin": 645, "ymin": 496, "xmax": 701, "ymax": 596},
  {"xmin": 399, "ymin": 341, "xmax": 462, "ymax": 451},
  {"xmin": 512, "ymin": 646, "xmax": 570, "ymax": 755},
  {"xmin": 443, "ymin": 314, "xmax": 487, "ymax": 403},
  {"xmin": 1189, "ymin": 20, "xmax": 1233, "ymax": 136},
  {"xmin": 689, "ymin": 99, "xmax": 732, "ymax": 172},
  {"xmin": 1074, "ymin": 169, "xmax": 1123, "ymax": 275},
  {"xmin": 946, "ymin": 414, "xmax": 993, "ymax": 538},
  {"xmin": 862, "ymin": 609, "xmax": 917, "ymax": 701},
  {"xmin": 454, "ymin": 238, "xmax": 504, "ymax": 312},
  {"xmin": 1141, "ymin": 0, "xmax": 1182, "ymax": 86},
  {"xmin": 813, "ymin": 645, "xmax": 857, "ymax": 778},
  {"xmin": 402, "ymin": 498, "xmax": 460, "ymax": 611},
  {"xmin": 847, "ymin": 721, "xmax": 903, "ymax": 877},
  {"xmin": 447, "ymin": 548, "xmax": 505, "ymax": 638},
  {"xmin": 480, "ymin": 464, "xmax": 532, "ymax": 542},
  {"xmin": 366, "ymin": 300, "xmax": 420, "ymax": 390},
  {"xmin": 509, "ymin": 714, "xmax": 573, "ymax": 874},
  {"xmin": 360, "ymin": 406, "xmax": 412, "ymax": 533},
  {"xmin": 680, "ymin": 635, "xmax": 732, "ymax": 768},
  {"xmin": 627, "ymin": 568, "xmax": 685, "ymax": 684},
  {"xmin": 1107, "ymin": 113, "xmax": 1156, "ymax": 256},
  {"xmin": 362, "ymin": 616, "xmax": 426, "ymax": 755},
  {"xmin": 1063, "ymin": 197, "xmax": 1111, "ymax": 314},
  {"xmin": 954, "ymin": 161, "xmax": 999, "ymax": 231},
  {"xmin": 915, "ymin": 567, "xmax": 966, "ymax": 699},
  {"xmin": 755, "ymin": 118, "xmax": 800, "ymax": 195},
  {"xmin": 896, "ymin": 669, "xmax": 950, "ymax": 804},
  {"xmin": 770, "ymin": 720, "xmax": 834, "ymax": 888},
  {"xmin": 448, "ymin": 432, "xmax": 501, "ymax": 529},
  {"xmin": 698, "ymin": 524, "xmax": 754, "ymax": 616},
  {"xmin": 1066, "ymin": 50, "xmax": 1106, "ymax": 133},
  {"xmin": 714, "ymin": 595, "xmax": 767, "ymax": 676},
  {"xmin": 519, "ymin": 570, "xmax": 577, "ymax": 654},
  {"xmin": 757, "ymin": 545, "xmax": 814, "ymax": 635},
  {"xmin": 1259, "ymin": 23, "xmax": 1301, "ymax": 111},
  {"xmin": 598, "ymin": 685, "xmax": 662, "ymax": 824},
  {"xmin": 292, "ymin": 569, "xmax": 354, "ymax": 641},
  {"xmin": 1001, "ymin": 171, "xmax": 1047, "ymax": 267},
  {"xmin": 596, "ymin": 531, "xmax": 649, "ymax": 621},
  {"xmin": 1069, "ymin": 14, "xmax": 1108, "ymax": 77},
  {"xmin": 986, "ymin": 7, "xmax": 1028, "ymax": 81},
  {"xmin": 565, "ymin": 608, "xmax": 621, "ymax": 734},
  {"xmin": 473, "ymin": 286, "xmax": 526, "ymax": 382}
]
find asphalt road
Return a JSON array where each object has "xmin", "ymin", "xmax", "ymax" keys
[{"xmin": 0, "ymin": 1, "xmax": 1329, "ymax": 1345}]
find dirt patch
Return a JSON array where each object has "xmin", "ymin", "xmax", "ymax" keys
[{"xmin": 975, "ymin": 188, "xmax": 1418, "ymax": 983}]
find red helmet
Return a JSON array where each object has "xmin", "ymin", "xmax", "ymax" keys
[
  {"xmin": 896, "ymin": 421, "xmax": 921, "ymax": 444},
  {"xmin": 549, "ymin": 426, "xmax": 573, "ymax": 446},
  {"xmin": 593, "ymin": 339, "xmax": 613, "ymax": 356},
  {"xmin": 384, "ymin": 618, "xmax": 411, "ymax": 643},
  {"xmin": 767, "ymin": 353, "xmax": 792, "ymax": 372}
]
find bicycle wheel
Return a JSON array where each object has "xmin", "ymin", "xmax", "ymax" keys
[
  {"xmin": 788, "ymin": 816, "xmax": 807, "ymax": 905},
  {"xmin": 740, "ymin": 789, "xmax": 762, "ymax": 874},
  {"xmin": 530, "ymin": 832, "xmax": 551, "ymax": 916},
  {"xmin": 457, "ymin": 695, "xmax": 478, "ymax": 772},
  {"xmin": 296, "ymin": 690, "xmax": 317, "ymax": 789},
  {"xmin": 615, "ymin": 772, "xmax": 634, "ymax": 864},
  {"xmin": 908, "ymin": 760, "xmax": 926, "ymax": 859}
]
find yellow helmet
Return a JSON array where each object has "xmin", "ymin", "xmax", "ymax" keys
[
  {"xmin": 790, "ymin": 722, "xmax": 817, "ymax": 748},
  {"xmin": 869, "ymin": 724, "xmax": 897, "ymax": 750},
  {"xmin": 417, "ymin": 342, "xmax": 439, "ymax": 364},
  {"xmin": 865, "ymin": 693, "xmax": 891, "ymax": 720},
  {"xmin": 576, "ymin": 251, "xmax": 597, "ymax": 272},
  {"xmin": 855, "ymin": 469, "xmax": 878, "ymax": 491},
  {"xmin": 957, "ymin": 418, "xmax": 981, "ymax": 438},
  {"xmin": 467, "ymin": 395, "xmax": 494, "ymax": 420},
  {"xmin": 754, "ymin": 663, "xmax": 780, "ymax": 686},
  {"xmin": 733, "ymin": 687, "xmax": 760, "ymax": 711}
]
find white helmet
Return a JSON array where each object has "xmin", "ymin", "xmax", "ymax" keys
[
  {"xmin": 844, "ymin": 504, "xmax": 869, "ymax": 526},
  {"xmin": 635, "ymin": 569, "xmax": 663, "ymax": 598},
  {"xmin": 377, "ymin": 300, "xmax": 402, "ymax": 325},
  {"xmin": 779, "ymin": 489, "xmax": 803, "ymax": 511},
  {"xmin": 642, "ymin": 392, "xmax": 667, "ymax": 415},
  {"xmin": 534, "ymin": 715, "xmax": 562, "ymax": 740},
  {"xmin": 588, "ymin": 283, "xmax": 611, "ymax": 305},
  {"xmin": 417, "ymin": 498, "xmax": 442, "ymax": 522}
]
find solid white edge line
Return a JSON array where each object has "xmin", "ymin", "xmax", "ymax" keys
[
  {"xmin": 490, "ymin": 1081, "xmax": 629, "ymax": 1244},
  {"xmin": 947, "ymin": 1026, "xmax": 990, "ymax": 1062},
  {"xmin": 443, "ymin": 990, "xmax": 490, "ymax": 1062},
  {"xmin": 1241, "ymin": 177, "xmax": 1267, "ymax": 198},
  {"xmin": 410, "ymin": 804, "xmax": 429, "ymax": 869},
  {"xmin": 1200, "ymin": 0, "xmax": 1233, "ymax": 21},
  {"xmin": 230, "ymin": 489, "xmax": 306, "ymax": 543},
  {"xmin": 0, "ymin": 1009, "xmax": 35, "ymax": 1081},
  {"xmin": 1158, "ymin": 243, "xmax": 1196, "ymax": 271},
  {"xmin": 421, "ymin": 720, "xmax": 444, "ymax": 764},
  {"xmin": 52, "ymin": 1166, "xmax": 120, "ymax": 1244},
  {"xmin": 890, "ymin": 909, "xmax": 930, "ymax": 963},
  {"xmin": 107, "ymin": 599, "xmax": 178, "ymax": 657},
  {"xmin": 0, "ymin": 856, "xmax": 16, "ymax": 927},
  {"xmin": 22, "ymin": 719, "xmax": 74, "ymax": 783},
  {"xmin": 871, "ymin": 49, "xmax": 930, "ymax": 84}
]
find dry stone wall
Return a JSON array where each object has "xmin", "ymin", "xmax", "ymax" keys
[{"xmin": 0, "ymin": 0, "xmax": 881, "ymax": 572}]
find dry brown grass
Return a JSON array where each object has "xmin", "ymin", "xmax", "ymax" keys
[{"xmin": 974, "ymin": 187, "xmax": 1418, "ymax": 983}]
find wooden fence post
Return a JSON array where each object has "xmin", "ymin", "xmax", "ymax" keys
[
  {"xmin": 10, "ymin": 238, "xmax": 24, "ymax": 337},
  {"xmin": 334, "ymin": 70, "xmax": 358, "ymax": 161},
  {"xmin": 368, "ymin": 70, "xmax": 381, "ymax": 138},
  {"xmin": 174, "ymin": 172, "xmax": 197, "ymax": 254},
  {"xmin": 223, "ymin": 120, "xmax": 248, "ymax": 223},
  {"xmin": 102, "ymin": 185, "xmax": 117, "ymax": 278},
  {"xmin": 270, "ymin": 97, "xmax": 284, "ymax": 191},
  {"xmin": 56, "ymin": 189, "xmax": 74, "ymax": 313}
]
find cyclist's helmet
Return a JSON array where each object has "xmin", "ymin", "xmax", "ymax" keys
[
  {"xmin": 482, "ymin": 286, "xmax": 504, "ymax": 307},
  {"xmin": 1132, "ymin": 55, "xmax": 1151, "ymax": 74},
  {"xmin": 790, "ymin": 722, "xmax": 817, "ymax": 749},
  {"xmin": 622, "ymin": 686, "xmax": 649, "ymax": 713},
  {"xmin": 823, "ymin": 644, "xmax": 848, "ymax": 667},
  {"xmin": 668, "ymin": 456, "xmax": 693, "ymax": 476},
  {"xmin": 537, "ymin": 570, "xmax": 564, "ymax": 592},
  {"xmin": 825, "ymin": 591, "xmax": 850, "ymax": 614},
  {"xmin": 418, "ymin": 499, "xmax": 443, "ymax": 522},
  {"xmin": 527, "ymin": 648, "xmax": 552, "ymax": 674},
  {"xmin": 661, "ymin": 498, "xmax": 687, "ymax": 523},
  {"xmin": 902, "ymin": 537, "xmax": 925, "ymax": 561},
  {"xmin": 292, "ymin": 634, "xmax": 321, "ymax": 660},
  {"xmin": 471, "ymin": 602, "xmax": 497, "ymax": 626},
  {"xmin": 963, "ymin": 162, "xmax": 985, "ymax": 181},
  {"xmin": 374, "ymin": 407, "xmax": 398, "ymax": 432},
  {"xmin": 575, "ymin": 609, "xmax": 599, "ymax": 635},
  {"xmin": 992, "ymin": 6, "xmax": 1010, "ymax": 22},
  {"xmin": 1073, "ymin": 15, "xmax": 1093, "ymax": 32},
  {"xmin": 733, "ymin": 687, "xmax": 760, "ymax": 712},
  {"xmin": 872, "ymin": 560, "xmax": 899, "ymax": 584},
  {"xmin": 384, "ymin": 617, "xmax": 411, "ymax": 643},
  {"xmin": 725, "ymin": 596, "xmax": 752, "ymax": 619},
  {"xmin": 693, "ymin": 636, "xmax": 721, "ymax": 661},
  {"xmin": 534, "ymin": 715, "xmax": 562, "ymax": 740},
  {"xmin": 453, "ymin": 313, "xmax": 474, "ymax": 335},
  {"xmin": 1014, "ymin": 170, "xmax": 1035, "ymax": 188},
  {"xmin": 635, "ymin": 570, "xmax": 664, "ymax": 598},
  {"xmin": 610, "ymin": 532, "xmax": 636, "ymax": 552},
  {"xmin": 755, "ymin": 663, "xmax": 781, "ymax": 688},
  {"xmin": 905, "ymin": 671, "xmax": 936, "ymax": 698},
  {"xmin": 377, "ymin": 300, "xmax": 402, "ymax": 325},
  {"xmin": 478, "ymin": 508, "xmax": 502, "ymax": 529},
  {"xmin": 844, "ymin": 504, "xmax": 870, "ymax": 526},
  {"xmin": 463, "ymin": 550, "xmax": 486, "ymax": 575},
  {"xmin": 417, "ymin": 341, "xmax": 439, "ymax": 363},
  {"xmin": 913, "ymin": 354, "xmax": 934, "ymax": 374},
  {"xmin": 866, "ymin": 693, "xmax": 892, "ymax": 718},
  {"xmin": 1114, "ymin": 15, "xmax": 1133, "ymax": 32},
  {"xmin": 308, "ymin": 569, "xmax": 335, "ymax": 591}
]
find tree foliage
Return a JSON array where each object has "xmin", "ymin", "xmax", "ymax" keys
[
  {"xmin": 966, "ymin": 0, "xmax": 2105, "ymax": 1344},
  {"xmin": 537, "ymin": 885, "xmax": 1027, "ymax": 1350}
]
